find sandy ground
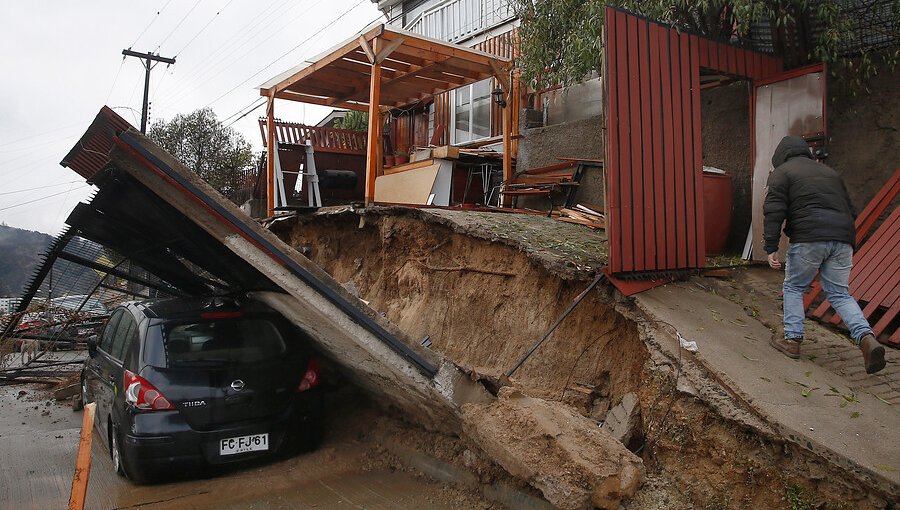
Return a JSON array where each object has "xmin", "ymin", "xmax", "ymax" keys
[{"xmin": 0, "ymin": 374, "xmax": 498, "ymax": 510}]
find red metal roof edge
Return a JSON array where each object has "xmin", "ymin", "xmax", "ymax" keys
[{"xmin": 60, "ymin": 106, "xmax": 135, "ymax": 183}]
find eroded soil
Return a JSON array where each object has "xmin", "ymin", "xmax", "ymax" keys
[{"xmin": 271, "ymin": 207, "xmax": 893, "ymax": 509}]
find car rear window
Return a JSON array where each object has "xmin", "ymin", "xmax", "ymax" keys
[{"xmin": 143, "ymin": 317, "xmax": 286, "ymax": 367}]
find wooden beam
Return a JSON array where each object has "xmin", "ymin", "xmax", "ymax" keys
[
  {"xmin": 395, "ymin": 33, "xmax": 507, "ymax": 65},
  {"xmin": 266, "ymin": 92, "xmax": 276, "ymax": 217},
  {"xmin": 365, "ymin": 39, "xmax": 383, "ymax": 205},
  {"xmin": 375, "ymin": 35, "xmax": 406, "ymax": 64},
  {"xmin": 489, "ymin": 60, "xmax": 510, "ymax": 92},
  {"xmin": 358, "ymin": 35, "xmax": 376, "ymax": 64},
  {"xmin": 273, "ymin": 90, "xmax": 369, "ymax": 111},
  {"xmin": 502, "ymin": 95, "xmax": 513, "ymax": 203},
  {"xmin": 67, "ymin": 402, "xmax": 95, "ymax": 510}
]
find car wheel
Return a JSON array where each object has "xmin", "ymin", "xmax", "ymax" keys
[{"xmin": 110, "ymin": 427, "xmax": 126, "ymax": 477}]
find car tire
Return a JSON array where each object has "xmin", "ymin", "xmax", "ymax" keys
[
  {"xmin": 72, "ymin": 374, "xmax": 86, "ymax": 411},
  {"xmin": 110, "ymin": 427, "xmax": 126, "ymax": 478}
]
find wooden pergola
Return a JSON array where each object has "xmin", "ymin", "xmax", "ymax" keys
[{"xmin": 258, "ymin": 24, "xmax": 513, "ymax": 215}]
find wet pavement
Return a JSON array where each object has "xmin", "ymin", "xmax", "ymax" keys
[{"xmin": 0, "ymin": 375, "xmax": 493, "ymax": 510}]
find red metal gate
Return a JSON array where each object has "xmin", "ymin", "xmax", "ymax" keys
[{"xmin": 603, "ymin": 6, "xmax": 783, "ymax": 275}]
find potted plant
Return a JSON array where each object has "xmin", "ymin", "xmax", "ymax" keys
[
  {"xmin": 384, "ymin": 153, "xmax": 395, "ymax": 167},
  {"xmin": 395, "ymin": 148, "xmax": 410, "ymax": 165}
]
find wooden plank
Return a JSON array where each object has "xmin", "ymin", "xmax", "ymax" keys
[
  {"xmin": 604, "ymin": 7, "xmax": 621, "ymax": 272},
  {"xmin": 661, "ymin": 26, "xmax": 678, "ymax": 268},
  {"xmin": 616, "ymin": 9, "xmax": 633, "ymax": 272},
  {"xmin": 273, "ymin": 90, "xmax": 369, "ymax": 111},
  {"xmin": 431, "ymin": 145, "xmax": 460, "ymax": 159},
  {"xmin": 266, "ymin": 93, "xmax": 275, "ymax": 216},
  {"xmin": 672, "ymin": 29, "xmax": 688, "ymax": 268},
  {"xmin": 523, "ymin": 161, "xmax": 578, "ymax": 174},
  {"xmin": 358, "ymin": 35, "xmax": 376, "ymax": 64},
  {"xmin": 67, "ymin": 402, "xmax": 95, "ymax": 510},
  {"xmin": 365, "ymin": 47, "xmax": 383, "ymax": 205},
  {"xmin": 649, "ymin": 22, "xmax": 666, "ymax": 269},
  {"xmin": 382, "ymin": 158, "xmax": 435, "ymax": 175},
  {"xmin": 638, "ymin": 19, "xmax": 655, "ymax": 270},
  {"xmin": 375, "ymin": 35, "xmax": 406, "ymax": 64},
  {"xmin": 627, "ymin": 14, "xmax": 644, "ymax": 271}
]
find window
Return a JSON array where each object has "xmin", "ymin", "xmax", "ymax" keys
[
  {"xmin": 143, "ymin": 317, "xmax": 287, "ymax": 367},
  {"xmin": 452, "ymin": 79, "xmax": 492, "ymax": 144},
  {"xmin": 111, "ymin": 314, "xmax": 136, "ymax": 361},
  {"xmin": 99, "ymin": 310, "xmax": 124, "ymax": 354}
]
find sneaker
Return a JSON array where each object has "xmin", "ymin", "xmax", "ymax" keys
[
  {"xmin": 770, "ymin": 336, "xmax": 801, "ymax": 359},
  {"xmin": 859, "ymin": 333, "xmax": 886, "ymax": 374}
]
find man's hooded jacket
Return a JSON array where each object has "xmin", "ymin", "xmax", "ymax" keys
[{"xmin": 763, "ymin": 136, "xmax": 856, "ymax": 253}]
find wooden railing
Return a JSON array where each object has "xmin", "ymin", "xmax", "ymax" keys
[{"xmin": 259, "ymin": 118, "xmax": 367, "ymax": 155}]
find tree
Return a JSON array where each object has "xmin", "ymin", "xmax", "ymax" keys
[
  {"xmin": 515, "ymin": 0, "xmax": 899, "ymax": 93},
  {"xmin": 148, "ymin": 108, "xmax": 255, "ymax": 197}
]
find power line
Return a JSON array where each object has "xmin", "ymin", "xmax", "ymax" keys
[
  {"xmin": 154, "ymin": 0, "xmax": 203, "ymax": 53},
  {"xmin": 0, "ymin": 123, "xmax": 84, "ymax": 149},
  {"xmin": 174, "ymin": 0, "xmax": 235, "ymax": 57},
  {"xmin": 224, "ymin": 99, "xmax": 267, "ymax": 128},
  {"xmin": 0, "ymin": 181, "xmax": 83, "ymax": 196},
  {"xmin": 129, "ymin": 0, "xmax": 174, "ymax": 50},
  {"xmin": 155, "ymin": 0, "xmax": 290, "ymax": 98},
  {"xmin": 0, "ymin": 186, "xmax": 91, "ymax": 212},
  {"xmin": 154, "ymin": 0, "xmax": 299, "ymax": 108},
  {"xmin": 204, "ymin": 0, "xmax": 368, "ymax": 109}
]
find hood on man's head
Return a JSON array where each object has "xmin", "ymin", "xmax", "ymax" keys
[{"xmin": 771, "ymin": 135, "xmax": 812, "ymax": 168}]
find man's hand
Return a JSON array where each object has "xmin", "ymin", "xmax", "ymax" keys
[{"xmin": 767, "ymin": 252, "xmax": 781, "ymax": 270}]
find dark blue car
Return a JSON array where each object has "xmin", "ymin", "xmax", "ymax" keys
[{"xmin": 80, "ymin": 297, "xmax": 322, "ymax": 483}]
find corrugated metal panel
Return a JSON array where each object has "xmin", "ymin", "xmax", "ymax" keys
[
  {"xmin": 603, "ymin": 6, "xmax": 784, "ymax": 275},
  {"xmin": 60, "ymin": 106, "xmax": 134, "ymax": 183}
]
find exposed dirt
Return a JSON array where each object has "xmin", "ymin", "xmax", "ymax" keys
[{"xmin": 271, "ymin": 207, "xmax": 890, "ymax": 509}]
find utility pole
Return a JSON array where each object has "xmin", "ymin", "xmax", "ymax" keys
[{"xmin": 121, "ymin": 49, "xmax": 176, "ymax": 133}]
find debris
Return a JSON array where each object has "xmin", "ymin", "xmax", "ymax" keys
[
  {"xmin": 601, "ymin": 392, "xmax": 641, "ymax": 446},
  {"xmin": 676, "ymin": 332, "xmax": 698, "ymax": 352},
  {"xmin": 54, "ymin": 384, "xmax": 80, "ymax": 401},
  {"xmin": 462, "ymin": 387, "xmax": 644, "ymax": 510}
]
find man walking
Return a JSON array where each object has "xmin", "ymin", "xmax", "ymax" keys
[{"xmin": 763, "ymin": 135, "xmax": 885, "ymax": 374}]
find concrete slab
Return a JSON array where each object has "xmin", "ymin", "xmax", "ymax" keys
[{"xmin": 633, "ymin": 273, "xmax": 899, "ymax": 498}]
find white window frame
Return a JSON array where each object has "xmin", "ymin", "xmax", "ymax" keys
[{"xmin": 450, "ymin": 78, "xmax": 492, "ymax": 145}]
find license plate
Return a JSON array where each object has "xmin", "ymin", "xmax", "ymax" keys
[{"xmin": 219, "ymin": 433, "xmax": 269, "ymax": 455}]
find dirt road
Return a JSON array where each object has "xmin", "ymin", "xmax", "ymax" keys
[{"xmin": 0, "ymin": 382, "xmax": 496, "ymax": 510}]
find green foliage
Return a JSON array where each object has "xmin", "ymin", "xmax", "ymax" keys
[
  {"xmin": 785, "ymin": 483, "xmax": 814, "ymax": 510},
  {"xmin": 334, "ymin": 110, "xmax": 369, "ymax": 131},
  {"xmin": 515, "ymin": 0, "xmax": 899, "ymax": 93},
  {"xmin": 148, "ymin": 108, "xmax": 254, "ymax": 197}
]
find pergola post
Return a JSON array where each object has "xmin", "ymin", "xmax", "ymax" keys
[
  {"xmin": 364, "ymin": 38, "xmax": 383, "ymax": 206},
  {"xmin": 501, "ymin": 81, "xmax": 513, "ymax": 206},
  {"xmin": 266, "ymin": 92, "xmax": 276, "ymax": 217}
]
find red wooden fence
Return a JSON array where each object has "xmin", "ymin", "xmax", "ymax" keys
[
  {"xmin": 259, "ymin": 118, "xmax": 366, "ymax": 155},
  {"xmin": 603, "ymin": 6, "xmax": 783, "ymax": 275}
]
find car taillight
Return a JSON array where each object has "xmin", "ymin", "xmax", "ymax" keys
[
  {"xmin": 297, "ymin": 357, "xmax": 320, "ymax": 392},
  {"xmin": 124, "ymin": 369, "xmax": 174, "ymax": 410}
]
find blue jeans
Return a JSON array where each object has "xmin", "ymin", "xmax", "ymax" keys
[{"xmin": 783, "ymin": 241, "xmax": 873, "ymax": 344}]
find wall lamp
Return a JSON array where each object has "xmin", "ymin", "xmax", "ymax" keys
[{"xmin": 492, "ymin": 87, "xmax": 507, "ymax": 108}]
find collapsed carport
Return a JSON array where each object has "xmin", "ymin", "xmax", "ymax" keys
[{"xmin": 10, "ymin": 106, "xmax": 645, "ymax": 509}]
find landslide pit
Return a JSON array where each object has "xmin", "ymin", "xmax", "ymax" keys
[{"xmin": 270, "ymin": 207, "xmax": 885, "ymax": 510}]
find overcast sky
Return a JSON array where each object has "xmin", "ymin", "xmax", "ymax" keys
[{"xmin": 0, "ymin": 0, "xmax": 383, "ymax": 235}]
